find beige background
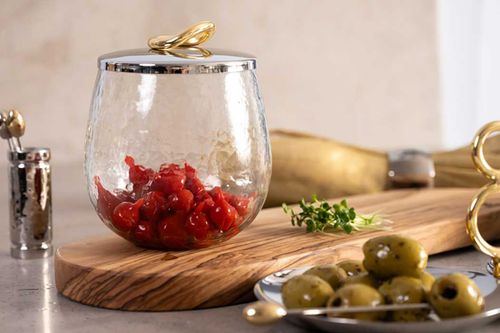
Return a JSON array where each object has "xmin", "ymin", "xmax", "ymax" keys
[{"xmin": 0, "ymin": 0, "xmax": 439, "ymax": 168}]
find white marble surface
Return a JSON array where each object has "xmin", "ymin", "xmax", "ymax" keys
[{"xmin": 1, "ymin": 164, "xmax": 500, "ymax": 333}]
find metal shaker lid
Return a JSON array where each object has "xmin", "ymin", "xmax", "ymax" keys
[
  {"xmin": 98, "ymin": 21, "xmax": 256, "ymax": 74},
  {"xmin": 8, "ymin": 147, "xmax": 51, "ymax": 162}
]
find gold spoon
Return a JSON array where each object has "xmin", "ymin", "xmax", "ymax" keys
[
  {"xmin": 7, "ymin": 109, "xmax": 25, "ymax": 139},
  {"xmin": 242, "ymin": 301, "xmax": 431, "ymax": 325},
  {"xmin": 3, "ymin": 109, "xmax": 25, "ymax": 152}
]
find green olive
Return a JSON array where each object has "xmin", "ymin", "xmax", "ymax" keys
[
  {"xmin": 420, "ymin": 271, "xmax": 435, "ymax": 294},
  {"xmin": 429, "ymin": 273, "xmax": 484, "ymax": 318},
  {"xmin": 327, "ymin": 283, "xmax": 385, "ymax": 321},
  {"xmin": 337, "ymin": 260, "xmax": 366, "ymax": 277},
  {"xmin": 362, "ymin": 235, "xmax": 428, "ymax": 279},
  {"xmin": 379, "ymin": 276, "xmax": 429, "ymax": 321},
  {"xmin": 304, "ymin": 264, "xmax": 347, "ymax": 289},
  {"xmin": 282, "ymin": 275, "xmax": 334, "ymax": 308},
  {"xmin": 344, "ymin": 272, "xmax": 380, "ymax": 288}
]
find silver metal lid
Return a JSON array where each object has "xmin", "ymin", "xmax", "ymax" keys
[
  {"xmin": 8, "ymin": 147, "xmax": 51, "ymax": 162},
  {"xmin": 98, "ymin": 48, "xmax": 256, "ymax": 74}
]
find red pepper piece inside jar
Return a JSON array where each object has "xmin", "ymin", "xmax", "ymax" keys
[
  {"xmin": 184, "ymin": 163, "xmax": 206, "ymax": 199},
  {"xmin": 134, "ymin": 221, "xmax": 156, "ymax": 245},
  {"xmin": 158, "ymin": 211, "xmax": 189, "ymax": 249},
  {"xmin": 151, "ymin": 169, "xmax": 186, "ymax": 195},
  {"xmin": 141, "ymin": 191, "xmax": 167, "ymax": 222},
  {"xmin": 186, "ymin": 211, "xmax": 211, "ymax": 240},
  {"xmin": 223, "ymin": 192, "xmax": 252, "ymax": 217},
  {"xmin": 167, "ymin": 189, "xmax": 194, "ymax": 212},
  {"xmin": 112, "ymin": 198, "xmax": 144, "ymax": 232},
  {"xmin": 95, "ymin": 176, "xmax": 122, "ymax": 221},
  {"xmin": 124, "ymin": 155, "xmax": 155, "ymax": 193},
  {"xmin": 209, "ymin": 187, "xmax": 239, "ymax": 232}
]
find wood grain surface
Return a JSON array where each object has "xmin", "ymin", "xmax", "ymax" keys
[{"xmin": 55, "ymin": 188, "xmax": 500, "ymax": 311}]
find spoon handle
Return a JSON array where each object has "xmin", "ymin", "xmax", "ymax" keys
[
  {"xmin": 295, "ymin": 303, "xmax": 431, "ymax": 316},
  {"xmin": 243, "ymin": 301, "xmax": 432, "ymax": 326},
  {"xmin": 6, "ymin": 138, "xmax": 14, "ymax": 151},
  {"xmin": 13, "ymin": 137, "xmax": 22, "ymax": 151}
]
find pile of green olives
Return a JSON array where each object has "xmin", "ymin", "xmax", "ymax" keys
[{"xmin": 281, "ymin": 234, "xmax": 485, "ymax": 321}]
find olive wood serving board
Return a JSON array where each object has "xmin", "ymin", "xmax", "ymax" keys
[{"xmin": 55, "ymin": 188, "xmax": 500, "ymax": 311}]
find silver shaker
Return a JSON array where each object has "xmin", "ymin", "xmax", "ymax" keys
[{"xmin": 8, "ymin": 147, "xmax": 52, "ymax": 259}]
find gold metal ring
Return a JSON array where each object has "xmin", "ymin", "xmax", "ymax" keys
[
  {"xmin": 466, "ymin": 182, "xmax": 500, "ymax": 277},
  {"xmin": 472, "ymin": 121, "xmax": 500, "ymax": 181},
  {"xmin": 148, "ymin": 21, "xmax": 215, "ymax": 51}
]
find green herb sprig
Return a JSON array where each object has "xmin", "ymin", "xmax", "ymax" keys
[{"xmin": 282, "ymin": 195, "xmax": 389, "ymax": 234}]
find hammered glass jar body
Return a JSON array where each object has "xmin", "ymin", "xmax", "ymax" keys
[{"xmin": 85, "ymin": 66, "xmax": 271, "ymax": 250}]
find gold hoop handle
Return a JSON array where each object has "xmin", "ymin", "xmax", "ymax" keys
[
  {"xmin": 467, "ymin": 121, "xmax": 500, "ymax": 278},
  {"xmin": 466, "ymin": 183, "xmax": 500, "ymax": 277},
  {"xmin": 472, "ymin": 121, "xmax": 500, "ymax": 181},
  {"xmin": 148, "ymin": 21, "xmax": 216, "ymax": 51}
]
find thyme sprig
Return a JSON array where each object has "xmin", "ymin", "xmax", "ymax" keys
[{"xmin": 282, "ymin": 195, "xmax": 389, "ymax": 234}]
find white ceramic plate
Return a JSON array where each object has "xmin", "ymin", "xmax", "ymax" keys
[{"xmin": 254, "ymin": 266, "xmax": 500, "ymax": 333}]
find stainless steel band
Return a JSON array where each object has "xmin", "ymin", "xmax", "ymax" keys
[
  {"xmin": 101, "ymin": 61, "xmax": 256, "ymax": 74},
  {"xmin": 98, "ymin": 48, "xmax": 257, "ymax": 74},
  {"xmin": 8, "ymin": 147, "xmax": 50, "ymax": 162}
]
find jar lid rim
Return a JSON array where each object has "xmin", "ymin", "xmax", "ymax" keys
[{"xmin": 98, "ymin": 48, "xmax": 256, "ymax": 74}]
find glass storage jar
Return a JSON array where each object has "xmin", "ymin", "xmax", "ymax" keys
[{"xmin": 84, "ymin": 32, "xmax": 271, "ymax": 250}]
